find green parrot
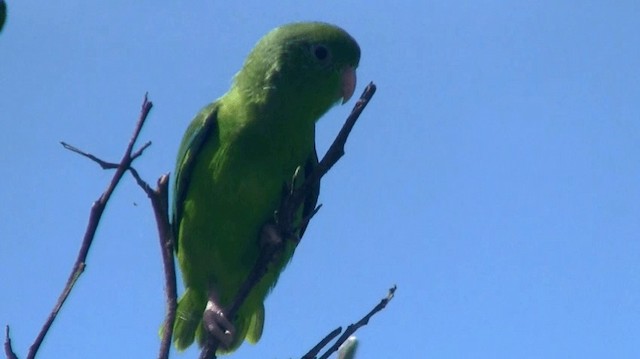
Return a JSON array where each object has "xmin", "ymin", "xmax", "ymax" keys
[{"xmin": 171, "ymin": 22, "xmax": 361, "ymax": 353}]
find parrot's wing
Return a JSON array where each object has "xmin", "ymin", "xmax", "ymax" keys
[
  {"xmin": 171, "ymin": 102, "xmax": 220, "ymax": 251},
  {"xmin": 298, "ymin": 146, "xmax": 320, "ymax": 238}
]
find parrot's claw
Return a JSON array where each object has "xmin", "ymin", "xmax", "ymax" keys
[
  {"xmin": 290, "ymin": 165, "xmax": 304, "ymax": 194},
  {"xmin": 204, "ymin": 297, "xmax": 235, "ymax": 349}
]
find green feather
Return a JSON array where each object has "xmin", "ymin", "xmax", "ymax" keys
[{"xmin": 170, "ymin": 21, "xmax": 360, "ymax": 353}]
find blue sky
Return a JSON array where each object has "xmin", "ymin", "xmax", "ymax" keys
[{"xmin": 2, "ymin": 1, "xmax": 640, "ymax": 358}]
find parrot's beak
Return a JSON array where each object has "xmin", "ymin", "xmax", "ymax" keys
[{"xmin": 340, "ymin": 66, "xmax": 357, "ymax": 104}]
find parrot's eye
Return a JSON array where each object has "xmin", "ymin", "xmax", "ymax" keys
[{"xmin": 311, "ymin": 44, "xmax": 331, "ymax": 62}]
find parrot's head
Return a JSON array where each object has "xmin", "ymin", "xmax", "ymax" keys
[{"xmin": 234, "ymin": 22, "xmax": 361, "ymax": 123}]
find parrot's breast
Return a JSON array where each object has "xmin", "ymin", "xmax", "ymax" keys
[{"xmin": 178, "ymin": 118, "xmax": 313, "ymax": 307}]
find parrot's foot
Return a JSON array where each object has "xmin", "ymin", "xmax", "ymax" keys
[{"xmin": 203, "ymin": 292, "xmax": 235, "ymax": 349}]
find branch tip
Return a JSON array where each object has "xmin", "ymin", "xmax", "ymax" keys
[
  {"xmin": 4, "ymin": 325, "xmax": 18, "ymax": 359},
  {"xmin": 311, "ymin": 285, "xmax": 395, "ymax": 359},
  {"xmin": 27, "ymin": 94, "xmax": 156, "ymax": 359}
]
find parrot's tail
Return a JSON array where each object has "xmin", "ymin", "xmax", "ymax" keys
[{"xmin": 172, "ymin": 287, "xmax": 206, "ymax": 351}]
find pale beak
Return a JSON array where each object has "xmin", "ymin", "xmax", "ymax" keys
[{"xmin": 340, "ymin": 66, "xmax": 357, "ymax": 104}]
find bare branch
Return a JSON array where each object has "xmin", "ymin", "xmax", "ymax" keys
[
  {"xmin": 277, "ymin": 82, "xmax": 377, "ymax": 234},
  {"xmin": 60, "ymin": 142, "xmax": 119, "ymax": 169},
  {"xmin": 59, "ymin": 94, "xmax": 175, "ymax": 359},
  {"xmin": 4, "ymin": 326, "xmax": 18, "ymax": 359},
  {"xmin": 26, "ymin": 95, "xmax": 154, "ymax": 359},
  {"xmin": 316, "ymin": 286, "xmax": 396, "ymax": 359},
  {"xmin": 198, "ymin": 82, "xmax": 377, "ymax": 358},
  {"xmin": 130, "ymin": 169, "xmax": 177, "ymax": 359},
  {"xmin": 131, "ymin": 141, "xmax": 153, "ymax": 161},
  {"xmin": 301, "ymin": 327, "xmax": 342, "ymax": 359}
]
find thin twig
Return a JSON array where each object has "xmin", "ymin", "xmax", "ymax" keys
[
  {"xmin": 26, "ymin": 95, "xmax": 154, "ymax": 359},
  {"xmin": 198, "ymin": 82, "xmax": 377, "ymax": 358},
  {"xmin": 131, "ymin": 141, "xmax": 153, "ymax": 161},
  {"xmin": 130, "ymin": 169, "xmax": 177, "ymax": 359},
  {"xmin": 278, "ymin": 82, "xmax": 377, "ymax": 233},
  {"xmin": 301, "ymin": 327, "xmax": 342, "ymax": 359},
  {"xmin": 60, "ymin": 142, "xmax": 119, "ymax": 169},
  {"xmin": 316, "ymin": 286, "xmax": 396, "ymax": 359},
  {"xmin": 4, "ymin": 326, "xmax": 18, "ymax": 359}
]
